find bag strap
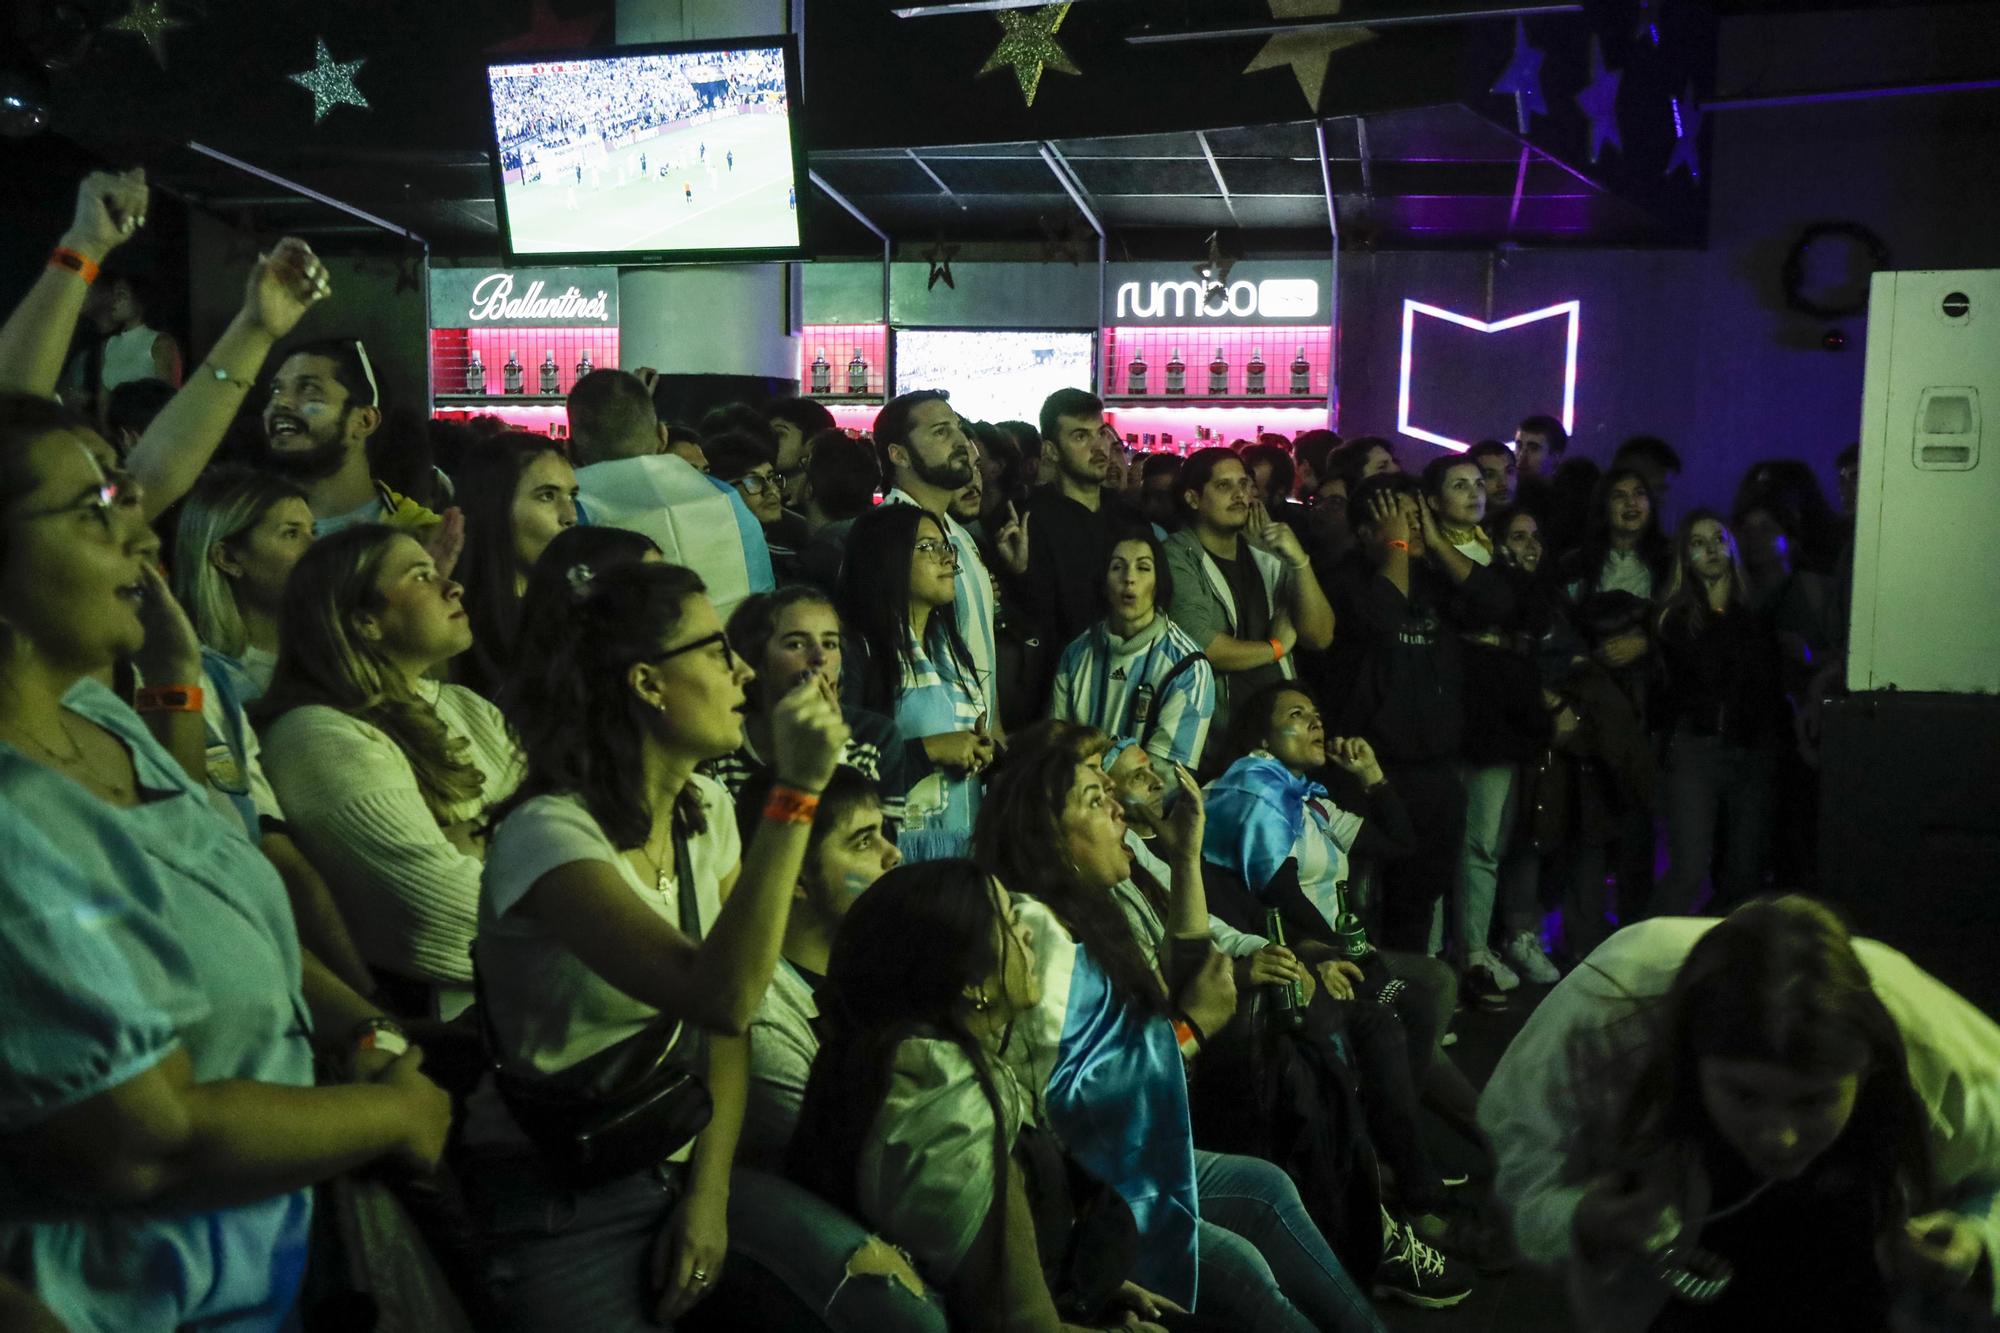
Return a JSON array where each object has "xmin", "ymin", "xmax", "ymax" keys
[{"xmin": 1138, "ymin": 651, "xmax": 1210, "ymax": 751}]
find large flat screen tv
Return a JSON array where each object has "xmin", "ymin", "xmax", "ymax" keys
[
  {"xmin": 893, "ymin": 329, "xmax": 1098, "ymax": 424},
  {"xmin": 485, "ymin": 36, "xmax": 806, "ymax": 264}
]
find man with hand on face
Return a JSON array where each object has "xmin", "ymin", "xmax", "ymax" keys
[
  {"xmin": 739, "ymin": 766, "xmax": 902, "ymax": 1167},
  {"xmin": 1161, "ymin": 447, "xmax": 1335, "ymax": 774},
  {"xmin": 1023, "ymin": 388, "xmax": 1138, "ymax": 672},
  {"xmin": 874, "ymin": 389, "xmax": 1027, "ymax": 730}
]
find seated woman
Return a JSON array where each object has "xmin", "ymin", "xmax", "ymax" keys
[
  {"xmin": 839, "ymin": 503, "xmax": 991, "ymax": 862},
  {"xmin": 790, "ymin": 858, "xmax": 1215, "ymax": 1333},
  {"xmin": 1049, "ymin": 530, "xmax": 1216, "ymax": 772},
  {"xmin": 452, "ymin": 432, "xmax": 578, "ymax": 698},
  {"xmin": 0, "ymin": 393, "xmax": 450, "ymax": 1331},
  {"xmin": 172, "ymin": 464, "xmax": 314, "ymax": 698},
  {"xmin": 714, "ymin": 585, "xmax": 914, "ymax": 820},
  {"xmin": 1480, "ymin": 896, "xmax": 2000, "ymax": 1330},
  {"xmin": 464, "ymin": 560, "xmax": 939, "ymax": 1333},
  {"xmin": 975, "ymin": 741, "xmax": 1389, "ymax": 1333},
  {"xmin": 258, "ymin": 524, "xmax": 523, "ymax": 1018}
]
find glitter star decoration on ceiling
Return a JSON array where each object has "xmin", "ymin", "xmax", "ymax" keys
[
  {"xmin": 107, "ymin": 0, "xmax": 186, "ymax": 67},
  {"xmin": 1242, "ymin": 0, "xmax": 1374, "ymax": 112},
  {"xmin": 288, "ymin": 37, "xmax": 369, "ymax": 123},
  {"xmin": 1666, "ymin": 82, "xmax": 1704, "ymax": 180},
  {"xmin": 1574, "ymin": 35, "xmax": 1624, "ymax": 163},
  {"xmin": 1489, "ymin": 19, "xmax": 1548, "ymax": 125},
  {"xmin": 977, "ymin": 3, "xmax": 1082, "ymax": 107}
]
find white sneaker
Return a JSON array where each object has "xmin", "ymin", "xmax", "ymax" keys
[
  {"xmin": 1468, "ymin": 948, "xmax": 1520, "ymax": 992},
  {"xmin": 1502, "ymin": 931, "xmax": 1562, "ymax": 985}
]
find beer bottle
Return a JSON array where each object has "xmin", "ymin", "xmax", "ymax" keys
[{"xmin": 1263, "ymin": 907, "xmax": 1306, "ymax": 1032}]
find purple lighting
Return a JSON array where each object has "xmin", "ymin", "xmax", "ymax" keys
[{"xmin": 1396, "ymin": 298, "xmax": 1580, "ymax": 452}]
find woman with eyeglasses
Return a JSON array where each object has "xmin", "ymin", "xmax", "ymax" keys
[
  {"xmin": 468, "ymin": 559, "xmax": 855, "ymax": 1331},
  {"xmin": 709, "ymin": 431, "xmax": 808, "ymax": 581},
  {"xmin": 838, "ymin": 503, "xmax": 993, "ymax": 862},
  {"xmin": 451, "ymin": 432, "xmax": 579, "ymax": 699},
  {"xmin": 258, "ymin": 524, "xmax": 524, "ymax": 1019},
  {"xmin": 0, "ymin": 395, "xmax": 453, "ymax": 1331}
]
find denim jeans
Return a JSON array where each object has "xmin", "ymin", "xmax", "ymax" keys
[
  {"xmin": 1451, "ymin": 762, "xmax": 1523, "ymax": 959},
  {"xmin": 1191, "ymin": 1150, "xmax": 1386, "ymax": 1333},
  {"xmin": 462, "ymin": 1154, "xmax": 945, "ymax": 1333},
  {"xmin": 1655, "ymin": 733, "xmax": 1777, "ymax": 918}
]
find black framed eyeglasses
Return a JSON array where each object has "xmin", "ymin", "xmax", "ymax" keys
[{"xmin": 645, "ymin": 631, "xmax": 739, "ymax": 670}]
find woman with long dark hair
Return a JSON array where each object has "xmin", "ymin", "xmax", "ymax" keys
[
  {"xmin": 790, "ymin": 859, "xmax": 1206, "ymax": 1332},
  {"xmin": 837, "ymin": 502, "xmax": 990, "ymax": 861},
  {"xmin": 1480, "ymin": 896, "xmax": 2000, "ymax": 1329},
  {"xmin": 1559, "ymin": 466, "xmax": 1671, "ymax": 607},
  {"xmin": 451, "ymin": 432, "xmax": 577, "ymax": 697},
  {"xmin": 975, "ymin": 736, "xmax": 1390, "ymax": 1332},
  {"xmin": 1650, "ymin": 511, "xmax": 1789, "ymax": 917},
  {"xmin": 466, "ymin": 558, "xmax": 884, "ymax": 1331}
]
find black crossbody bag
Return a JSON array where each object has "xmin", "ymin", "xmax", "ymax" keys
[{"xmin": 473, "ymin": 831, "xmax": 713, "ymax": 1187}]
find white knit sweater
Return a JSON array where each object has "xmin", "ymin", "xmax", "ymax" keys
[{"xmin": 261, "ymin": 680, "xmax": 522, "ymax": 993}]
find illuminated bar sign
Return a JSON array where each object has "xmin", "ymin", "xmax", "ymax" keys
[
  {"xmin": 1106, "ymin": 262, "xmax": 1325, "ymax": 327},
  {"xmin": 429, "ymin": 266, "xmax": 620, "ymax": 329}
]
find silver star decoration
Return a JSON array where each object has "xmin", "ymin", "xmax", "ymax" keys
[
  {"xmin": 107, "ymin": 0, "xmax": 186, "ymax": 67},
  {"xmin": 1574, "ymin": 36, "xmax": 1624, "ymax": 163},
  {"xmin": 1489, "ymin": 18, "xmax": 1547, "ymax": 130},
  {"xmin": 288, "ymin": 37, "xmax": 369, "ymax": 123},
  {"xmin": 1194, "ymin": 232, "xmax": 1235, "ymax": 299},
  {"xmin": 1665, "ymin": 82, "xmax": 1703, "ymax": 180}
]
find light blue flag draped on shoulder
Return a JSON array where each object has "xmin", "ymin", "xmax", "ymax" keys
[{"xmin": 1003, "ymin": 898, "xmax": 1201, "ymax": 1310}]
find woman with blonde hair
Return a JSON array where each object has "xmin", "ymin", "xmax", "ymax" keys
[
  {"xmin": 258, "ymin": 522, "xmax": 522, "ymax": 1018},
  {"xmin": 171, "ymin": 464, "xmax": 314, "ymax": 697}
]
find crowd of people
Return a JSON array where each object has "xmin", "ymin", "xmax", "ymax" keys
[{"xmin": 3, "ymin": 168, "xmax": 1996, "ymax": 1333}]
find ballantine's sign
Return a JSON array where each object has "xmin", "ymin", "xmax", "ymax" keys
[
  {"xmin": 429, "ymin": 265, "xmax": 619, "ymax": 329},
  {"xmin": 469, "ymin": 273, "xmax": 612, "ymax": 323},
  {"xmin": 1114, "ymin": 277, "xmax": 1320, "ymax": 321}
]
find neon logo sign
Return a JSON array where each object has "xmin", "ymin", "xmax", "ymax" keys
[
  {"xmin": 1114, "ymin": 277, "xmax": 1319, "ymax": 321},
  {"xmin": 1396, "ymin": 298, "xmax": 1579, "ymax": 453}
]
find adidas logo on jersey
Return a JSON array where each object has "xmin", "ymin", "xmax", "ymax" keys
[{"xmin": 1110, "ymin": 667, "xmax": 1128, "ymax": 681}]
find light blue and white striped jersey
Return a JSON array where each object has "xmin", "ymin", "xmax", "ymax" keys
[
  {"xmin": 881, "ymin": 489, "xmax": 998, "ymax": 720},
  {"xmin": 1049, "ymin": 614, "xmax": 1214, "ymax": 770}
]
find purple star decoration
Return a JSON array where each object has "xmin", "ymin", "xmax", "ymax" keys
[
  {"xmin": 1490, "ymin": 19, "xmax": 1548, "ymax": 130},
  {"xmin": 1574, "ymin": 36, "xmax": 1623, "ymax": 163},
  {"xmin": 1634, "ymin": 0, "xmax": 1662, "ymax": 48},
  {"xmin": 1666, "ymin": 82, "xmax": 1703, "ymax": 180}
]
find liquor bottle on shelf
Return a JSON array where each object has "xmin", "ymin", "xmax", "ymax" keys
[
  {"xmin": 576, "ymin": 348, "xmax": 594, "ymax": 381},
  {"xmin": 1208, "ymin": 348, "xmax": 1229, "ymax": 395},
  {"xmin": 810, "ymin": 349, "xmax": 831, "ymax": 395},
  {"xmin": 1261, "ymin": 908, "xmax": 1306, "ymax": 1033},
  {"xmin": 1125, "ymin": 433, "xmax": 1139, "ymax": 447},
  {"xmin": 1142, "ymin": 433, "xmax": 1156, "ymax": 448},
  {"xmin": 1165, "ymin": 348, "xmax": 1186, "ymax": 395},
  {"xmin": 503, "ymin": 350, "xmax": 524, "ymax": 395},
  {"xmin": 1161, "ymin": 433, "xmax": 1174, "ymax": 450},
  {"xmin": 847, "ymin": 349, "xmax": 869, "ymax": 396},
  {"xmin": 1290, "ymin": 347, "xmax": 1311, "ymax": 396},
  {"xmin": 539, "ymin": 349, "xmax": 560, "ymax": 395},
  {"xmin": 464, "ymin": 350, "xmax": 486, "ymax": 395},
  {"xmin": 1246, "ymin": 347, "xmax": 1267, "ymax": 396},
  {"xmin": 1127, "ymin": 349, "xmax": 1148, "ymax": 395}
]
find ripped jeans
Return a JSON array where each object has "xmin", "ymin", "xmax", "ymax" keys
[{"xmin": 463, "ymin": 1152, "xmax": 945, "ymax": 1332}]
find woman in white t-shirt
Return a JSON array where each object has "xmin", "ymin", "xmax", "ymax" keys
[
  {"xmin": 258, "ymin": 523, "xmax": 523, "ymax": 1019},
  {"xmin": 467, "ymin": 558, "xmax": 867, "ymax": 1333}
]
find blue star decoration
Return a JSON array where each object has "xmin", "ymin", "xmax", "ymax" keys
[
  {"xmin": 1574, "ymin": 36, "xmax": 1624, "ymax": 163},
  {"xmin": 288, "ymin": 37, "xmax": 368, "ymax": 123},
  {"xmin": 1666, "ymin": 82, "xmax": 1703, "ymax": 180},
  {"xmin": 1489, "ymin": 19, "xmax": 1548, "ymax": 124}
]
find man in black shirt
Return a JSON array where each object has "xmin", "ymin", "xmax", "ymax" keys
[{"xmin": 1023, "ymin": 387, "xmax": 1133, "ymax": 669}]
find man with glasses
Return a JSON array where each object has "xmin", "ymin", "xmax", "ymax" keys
[{"xmin": 706, "ymin": 432, "xmax": 808, "ymax": 580}]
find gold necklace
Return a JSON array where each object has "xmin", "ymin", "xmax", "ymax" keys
[
  {"xmin": 637, "ymin": 829, "xmax": 675, "ymax": 900},
  {"xmin": 3, "ymin": 712, "xmax": 134, "ymax": 802}
]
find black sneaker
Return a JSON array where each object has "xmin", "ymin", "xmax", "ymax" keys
[
  {"xmin": 1412, "ymin": 1207, "xmax": 1517, "ymax": 1276},
  {"xmin": 1374, "ymin": 1221, "xmax": 1475, "ymax": 1309},
  {"xmin": 1462, "ymin": 963, "xmax": 1509, "ymax": 1012}
]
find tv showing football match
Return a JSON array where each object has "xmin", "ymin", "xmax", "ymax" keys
[{"xmin": 485, "ymin": 36, "xmax": 806, "ymax": 264}]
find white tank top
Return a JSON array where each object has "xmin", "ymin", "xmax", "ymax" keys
[{"xmin": 100, "ymin": 325, "xmax": 165, "ymax": 391}]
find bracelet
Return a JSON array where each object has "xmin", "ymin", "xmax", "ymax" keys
[
  {"xmin": 1268, "ymin": 637, "xmax": 1286, "ymax": 663},
  {"xmin": 1177, "ymin": 1012, "xmax": 1208, "ymax": 1046},
  {"xmin": 1386, "ymin": 539, "xmax": 1411, "ymax": 552},
  {"xmin": 49, "ymin": 246, "xmax": 100, "ymax": 285},
  {"xmin": 763, "ymin": 785, "xmax": 820, "ymax": 825},
  {"xmin": 200, "ymin": 362, "xmax": 249, "ymax": 390},
  {"xmin": 135, "ymin": 684, "xmax": 204, "ymax": 714},
  {"xmin": 349, "ymin": 1016, "xmax": 410, "ymax": 1058},
  {"xmin": 1172, "ymin": 1018, "xmax": 1202, "ymax": 1059}
]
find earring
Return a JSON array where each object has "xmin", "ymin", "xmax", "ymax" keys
[{"xmin": 971, "ymin": 988, "xmax": 991, "ymax": 1012}]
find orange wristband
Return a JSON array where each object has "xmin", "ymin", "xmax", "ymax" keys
[
  {"xmin": 1386, "ymin": 539, "xmax": 1410, "ymax": 552},
  {"xmin": 762, "ymin": 785, "xmax": 820, "ymax": 825},
  {"xmin": 1268, "ymin": 637, "xmax": 1285, "ymax": 663},
  {"xmin": 49, "ymin": 247, "xmax": 100, "ymax": 285},
  {"xmin": 135, "ymin": 684, "xmax": 204, "ymax": 714}
]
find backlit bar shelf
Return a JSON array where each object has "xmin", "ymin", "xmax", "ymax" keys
[{"xmin": 800, "ymin": 324, "xmax": 889, "ymax": 402}]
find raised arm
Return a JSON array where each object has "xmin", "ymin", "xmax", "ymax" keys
[
  {"xmin": 127, "ymin": 238, "xmax": 329, "ymax": 520},
  {"xmin": 0, "ymin": 169, "xmax": 149, "ymax": 398},
  {"xmin": 1248, "ymin": 501, "xmax": 1333, "ymax": 650}
]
